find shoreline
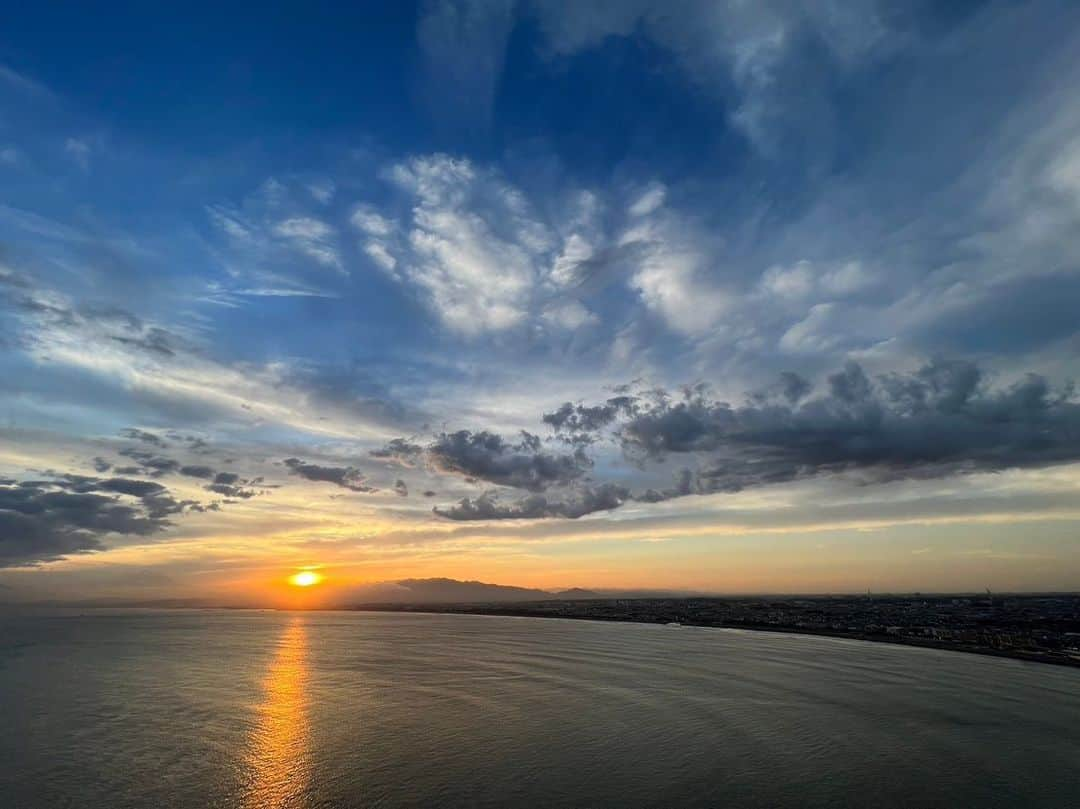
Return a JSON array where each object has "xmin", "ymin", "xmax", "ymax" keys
[{"xmin": 350, "ymin": 603, "xmax": 1080, "ymax": 670}]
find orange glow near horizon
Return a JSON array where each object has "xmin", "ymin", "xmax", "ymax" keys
[{"xmin": 289, "ymin": 570, "xmax": 323, "ymax": 588}]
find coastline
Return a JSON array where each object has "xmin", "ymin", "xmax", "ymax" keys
[{"xmin": 350, "ymin": 602, "xmax": 1080, "ymax": 670}]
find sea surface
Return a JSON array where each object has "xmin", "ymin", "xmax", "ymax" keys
[{"xmin": 1, "ymin": 609, "xmax": 1078, "ymax": 808}]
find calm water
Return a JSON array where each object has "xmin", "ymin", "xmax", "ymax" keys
[{"xmin": 1, "ymin": 610, "xmax": 1078, "ymax": 808}]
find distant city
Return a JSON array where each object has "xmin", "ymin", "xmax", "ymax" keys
[{"xmin": 355, "ymin": 593, "xmax": 1080, "ymax": 668}]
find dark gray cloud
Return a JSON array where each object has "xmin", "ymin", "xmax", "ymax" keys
[
  {"xmin": 615, "ymin": 359, "xmax": 1080, "ymax": 491},
  {"xmin": 427, "ymin": 430, "xmax": 590, "ymax": 491},
  {"xmin": 117, "ymin": 448, "xmax": 180, "ymax": 477},
  {"xmin": 119, "ymin": 428, "xmax": 166, "ymax": 447},
  {"xmin": 204, "ymin": 482, "xmax": 258, "ymax": 499},
  {"xmin": 393, "ymin": 479, "xmax": 409, "ymax": 497},
  {"xmin": 750, "ymin": 372, "xmax": 813, "ymax": 406},
  {"xmin": 203, "ymin": 471, "xmax": 264, "ymax": 499},
  {"xmin": 179, "ymin": 465, "xmax": 215, "ymax": 479},
  {"xmin": 283, "ymin": 458, "xmax": 375, "ymax": 492},
  {"xmin": 435, "ymin": 483, "xmax": 631, "ymax": 521},
  {"xmin": 543, "ymin": 397, "xmax": 638, "ymax": 445},
  {"xmin": 0, "ymin": 475, "xmax": 197, "ymax": 566},
  {"xmin": 435, "ymin": 359, "xmax": 1080, "ymax": 520},
  {"xmin": 374, "ymin": 430, "xmax": 591, "ymax": 492},
  {"xmin": 370, "ymin": 438, "xmax": 424, "ymax": 465}
]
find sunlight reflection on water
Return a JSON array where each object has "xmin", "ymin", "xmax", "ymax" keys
[{"xmin": 242, "ymin": 617, "xmax": 311, "ymax": 809}]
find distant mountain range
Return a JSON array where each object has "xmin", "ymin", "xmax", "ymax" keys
[
  {"xmin": 339, "ymin": 578, "xmax": 700, "ymax": 605},
  {"xmin": 340, "ymin": 578, "xmax": 601, "ymax": 604}
]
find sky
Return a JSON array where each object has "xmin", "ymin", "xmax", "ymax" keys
[{"xmin": 2, "ymin": 0, "xmax": 1080, "ymax": 606}]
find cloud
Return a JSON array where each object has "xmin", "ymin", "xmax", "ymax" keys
[
  {"xmin": 0, "ymin": 475, "xmax": 199, "ymax": 567},
  {"xmin": 119, "ymin": 428, "xmax": 167, "ymax": 447},
  {"xmin": 613, "ymin": 359, "xmax": 1080, "ymax": 490},
  {"xmin": 433, "ymin": 358, "xmax": 1080, "ymax": 521},
  {"xmin": 206, "ymin": 185, "xmax": 348, "ymax": 289},
  {"xmin": 525, "ymin": 0, "xmax": 895, "ymax": 157},
  {"xmin": 371, "ymin": 438, "xmax": 425, "ymax": 465},
  {"xmin": 427, "ymin": 430, "xmax": 591, "ymax": 491},
  {"xmin": 116, "ymin": 449, "xmax": 180, "ymax": 477},
  {"xmin": 0, "ymin": 64, "xmax": 56, "ymax": 99},
  {"xmin": 435, "ymin": 483, "xmax": 630, "ymax": 520},
  {"xmin": 179, "ymin": 465, "xmax": 215, "ymax": 479},
  {"xmin": 272, "ymin": 217, "xmax": 343, "ymax": 272},
  {"xmin": 367, "ymin": 154, "xmax": 603, "ymax": 336},
  {"xmin": 377, "ymin": 155, "xmax": 546, "ymax": 334},
  {"xmin": 542, "ymin": 397, "xmax": 638, "ymax": 445},
  {"xmin": 283, "ymin": 458, "xmax": 376, "ymax": 492},
  {"xmin": 350, "ymin": 205, "xmax": 395, "ymax": 237}
]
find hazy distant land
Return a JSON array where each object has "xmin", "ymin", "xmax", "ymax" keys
[{"xmin": 347, "ymin": 583, "xmax": 1080, "ymax": 669}]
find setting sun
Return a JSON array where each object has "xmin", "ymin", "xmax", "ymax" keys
[{"xmin": 289, "ymin": 571, "xmax": 323, "ymax": 588}]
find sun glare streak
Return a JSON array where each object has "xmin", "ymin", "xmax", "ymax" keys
[{"xmin": 241, "ymin": 618, "xmax": 311, "ymax": 809}]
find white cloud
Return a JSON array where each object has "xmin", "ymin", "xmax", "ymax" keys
[
  {"xmin": 541, "ymin": 299, "xmax": 597, "ymax": 331},
  {"xmin": 628, "ymin": 183, "xmax": 667, "ymax": 217},
  {"xmin": 307, "ymin": 180, "xmax": 335, "ymax": 204},
  {"xmin": 778, "ymin": 303, "xmax": 843, "ymax": 354},
  {"xmin": 375, "ymin": 154, "xmax": 593, "ymax": 336},
  {"xmin": 759, "ymin": 260, "xmax": 876, "ymax": 300},
  {"xmin": 272, "ymin": 217, "xmax": 342, "ymax": 272},
  {"xmin": 621, "ymin": 210, "xmax": 731, "ymax": 337},
  {"xmin": 363, "ymin": 241, "xmax": 397, "ymax": 272},
  {"xmin": 274, "ymin": 217, "xmax": 330, "ymax": 239},
  {"xmin": 351, "ymin": 205, "xmax": 395, "ymax": 237}
]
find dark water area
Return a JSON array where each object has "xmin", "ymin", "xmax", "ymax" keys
[{"xmin": 1, "ymin": 609, "xmax": 1078, "ymax": 808}]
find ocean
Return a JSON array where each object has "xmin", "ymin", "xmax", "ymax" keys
[{"xmin": 1, "ymin": 609, "xmax": 1078, "ymax": 808}]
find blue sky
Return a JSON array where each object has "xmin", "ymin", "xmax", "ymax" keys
[{"xmin": 2, "ymin": 1, "xmax": 1080, "ymax": 602}]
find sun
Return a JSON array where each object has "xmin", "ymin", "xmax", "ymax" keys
[{"xmin": 289, "ymin": 570, "xmax": 323, "ymax": 587}]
